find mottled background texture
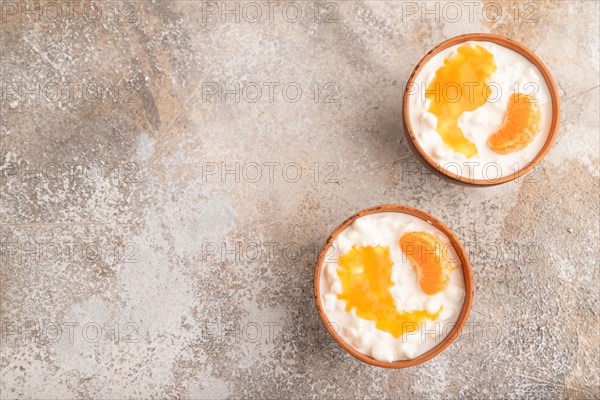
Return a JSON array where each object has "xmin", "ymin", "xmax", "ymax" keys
[{"xmin": 1, "ymin": 0, "xmax": 599, "ymax": 399}]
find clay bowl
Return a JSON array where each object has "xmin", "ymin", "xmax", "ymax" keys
[
  {"xmin": 402, "ymin": 33, "xmax": 560, "ymax": 186},
  {"xmin": 314, "ymin": 204, "xmax": 473, "ymax": 368}
]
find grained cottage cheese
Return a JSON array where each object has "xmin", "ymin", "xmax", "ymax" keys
[
  {"xmin": 319, "ymin": 212, "xmax": 465, "ymax": 362},
  {"xmin": 407, "ymin": 41, "xmax": 553, "ymax": 180}
]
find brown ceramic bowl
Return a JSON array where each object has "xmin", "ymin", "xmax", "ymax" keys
[
  {"xmin": 314, "ymin": 204, "xmax": 473, "ymax": 368},
  {"xmin": 402, "ymin": 33, "xmax": 560, "ymax": 186}
]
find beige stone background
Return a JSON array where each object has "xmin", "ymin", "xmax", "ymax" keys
[{"xmin": 0, "ymin": 0, "xmax": 599, "ymax": 398}]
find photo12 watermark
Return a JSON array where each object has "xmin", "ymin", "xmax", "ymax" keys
[
  {"xmin": 399, "ymin": 1, "xmax": 539, "ymax": 24},
  {"xmin": 1, "ymin": 1, "xmax": 140, "ymax": 24},
  {"xmin": 1, "ymin": 80, "xmax": 141, "ymax": 108},
  {"xmin": 397, "ymin": 160, "xmax": 544, "ymax": 184},
  {"xmin": 199, "ymin": 319, "xmax": 331, "ymax": 345},
  {"xmin": 0, "ymin": 160, "xmax": 143, "ymax": 186},
  {"xmin": 201, "ymin": 81, "xmax": 341, "ymax": 104},
  {"xmin": 0, "ymin": 239, "xmax": 140, "ymax": 265},
  {"xmin": 197, "ymin": 1, "xmax": 340, "ymax": 24},
  {"xmin": 200, "ymin": 161, "xmax": 339, "ymax": 184},
  {"xmin": 1, "ymin": 320, "xmax": 144, "ymax": 345},
  {"xmin": 405, "ymin": 80, "xmax": 541, "ymax": 105},
  {"xmin": 199, "ymin": 240, "xmax": 321, "ymax": 264}
]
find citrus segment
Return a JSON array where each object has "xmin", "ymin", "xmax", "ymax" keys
[
  {"xmin": 399, "ymin": 232, "xmax": 453, "ymax": 296},
  {"xmin": 488, "ymin": 93, "xmax": 542, "ymax": 154}
]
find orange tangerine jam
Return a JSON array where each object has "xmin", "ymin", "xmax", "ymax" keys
[
  {"xmin": 426, "ymin": 44, "xmax": 497, "ymax": 158},
  {"xmin": 337, "ymin": 245, "xmax": 442, "ymax": 338}
]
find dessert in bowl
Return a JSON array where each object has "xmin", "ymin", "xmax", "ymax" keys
[
  {"xmin": 403, "ymin": 34, "xmax": 559, "ymax": 185},
  {"xmin": 314, "ymin": 205, "xmax": 473, "ymax": 368}
]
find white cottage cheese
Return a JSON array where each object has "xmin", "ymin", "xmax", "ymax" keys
[
  {"xmin": 407, "ymin": 41, "xmax": 553, "ymax": 180},
  {"xmin": 319, "ymin": 212, "xmax": 466, "ymax": 362}
]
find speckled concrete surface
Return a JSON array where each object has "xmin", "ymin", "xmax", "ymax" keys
[{"xmin": 0, "ymin": 0, "xmax": 599, "ymax": 398}]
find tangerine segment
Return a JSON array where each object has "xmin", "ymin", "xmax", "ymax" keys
[
  {"xmin": 488, "ymin": 93, "xmax": 542, "ymax": 154},
  {"xmin": 400, "ymin": 232, "xmax": 453, "ymax": 296},
  {"xmin": 337, "ymin": 245, "xmax": 442, "ymax": 338},
  {"xmin": 426, "ymin": 44, "xmax": 497, "ymax": 158}
]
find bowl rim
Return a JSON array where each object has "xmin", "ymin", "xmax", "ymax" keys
[
  {"xmin": 313, "ymin": 204, "xmax": 474, "ymax": 368},
  {"xmin": 402, "ymin": 33, "xmax": 560, "ymax": 186}
]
